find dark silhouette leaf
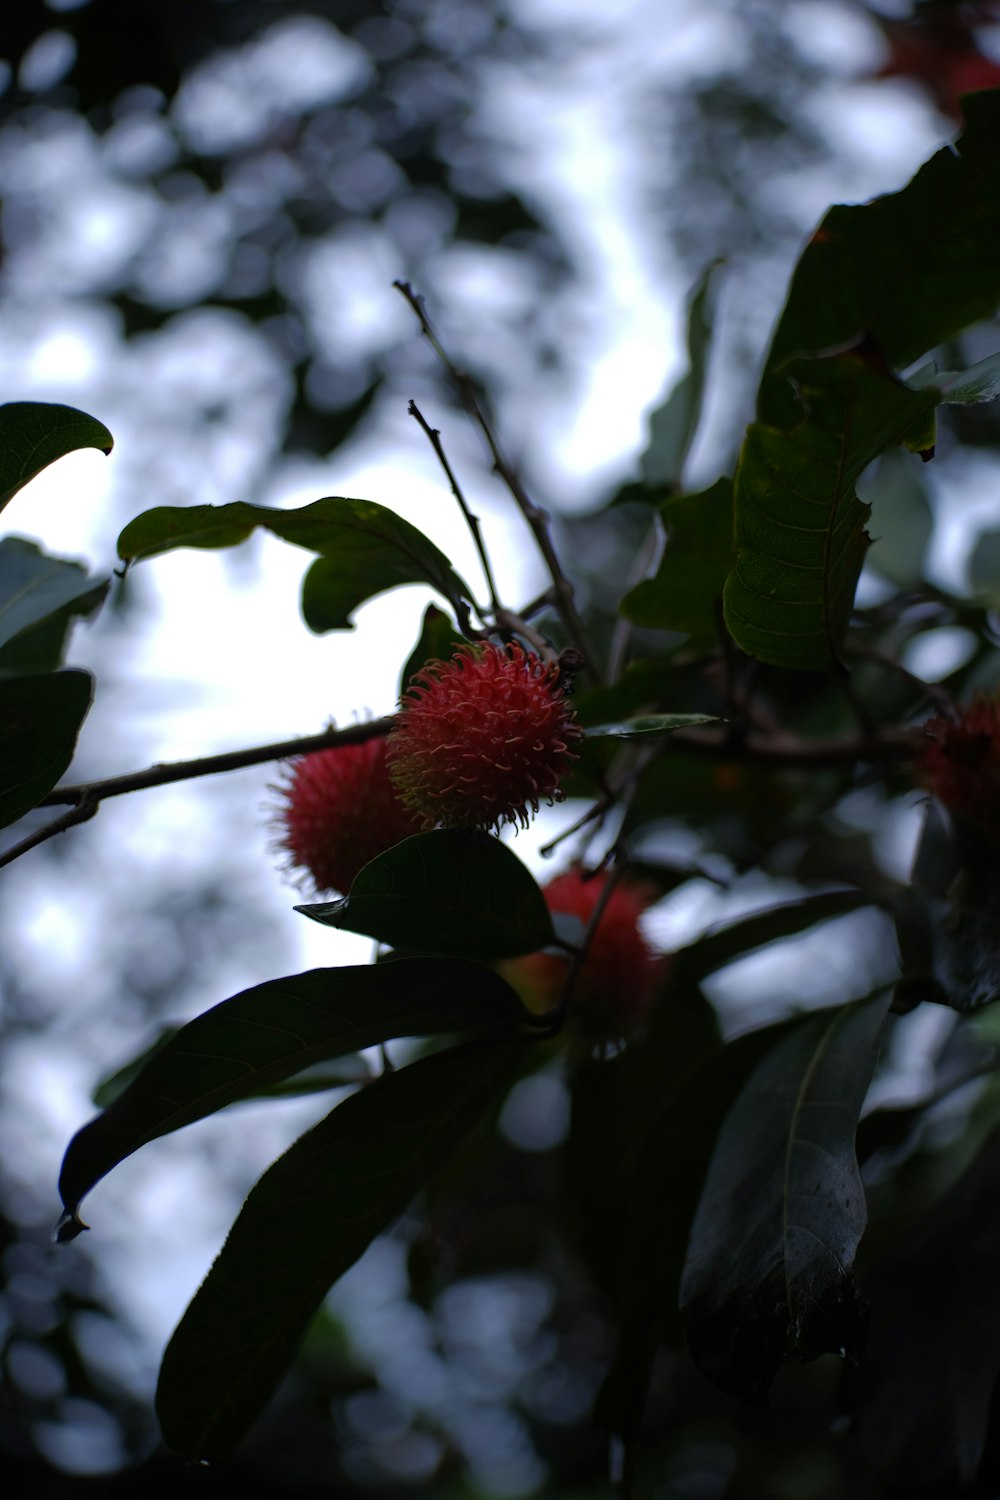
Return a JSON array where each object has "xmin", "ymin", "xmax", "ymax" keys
[
  {"xmin": 399, "ymin": 604, "xmax": 464, "ymax": 696},
  {"xmin": 679, "ymin": 989, "xmax": 892, "ymax": 1400},
  {"xmin": 758, "ymin": 90, "xmax": 1000, "ymax": 427},
  {"xmin": 296, "ymin": 830, "xmax": 556, "ymax": 958},
  {"xmin": 620, "ymin": 477, "xmax": 734, "ymax": 640},
  {"xmin": 156, "ymin": 1038, "xmax": 528, "ymax": 1461},
  {"xmin": 58, "ymin": 958, "xmax": 530, "ymax": 1229},
  {"xmin": 0, "ymin": 669, "xmax": 93, "ymax": 830},
  {"xmin": 849, "ymin": 1126, "xmax": 1000, "ymax": 1494},
  {"xmin": 0, "ymin": 538, "xmax": 108, "ymax": 671},
  {"xmin": 0, "ymin": 402, "xmax": 113, "ymax": 515},
  {"xmin": 116, "ymin": 497, "xmax": 473, "ymax": 632}
]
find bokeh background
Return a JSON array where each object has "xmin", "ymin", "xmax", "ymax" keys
[{"xmin": 2, "ymin": 1, "xmax": 1000, "ymax": 1494}]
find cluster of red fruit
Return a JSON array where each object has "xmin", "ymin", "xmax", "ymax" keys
[
  {"xmin": 919, "ymin": 694, "xmax": 1000, "ymax": 833},
  {"xmin": 277, "ymin": 641, "xmax": 663, "ymax": 1032}
]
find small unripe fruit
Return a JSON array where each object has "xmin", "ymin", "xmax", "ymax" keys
[
  {"xmin": 919, "ymin": 696, "xmax": 1000, "ymax": 834},
  {"xmin": 386, "ymin": 642, "xmax": 581, "ymax": 832},
  {"xmin": 503, "ymin": 868, "xmax": 666, "ymax": 1036},
  {"xmin": 277, "ymin": 736, "xmax": 423, "ymax": 895}
]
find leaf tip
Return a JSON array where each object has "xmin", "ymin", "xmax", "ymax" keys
[{"xmin": 54, "ymin": 1207, "xmax": 89, "ymax": 1245}]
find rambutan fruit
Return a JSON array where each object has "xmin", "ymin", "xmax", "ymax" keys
[
  {"xmin": 919, "ymin": 696, "xmax": 1000, "ymax": 834},
  {"xmin": 276, "ymin": 735, "xmax": 423, "ymax": 895},
  {"xmin": 385, "ymin": 642, "xmax": 582, "ymax": 832},
  {"xmin": 502, "ymin": 868, "xmax": 667, "ymax": 1037}
]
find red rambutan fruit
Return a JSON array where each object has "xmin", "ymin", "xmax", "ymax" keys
[
  {"xmin": 919, "ymin": 696, "xmax": 1000, "ymax": 833},
  {"xmin": 385, "ymin": 642, "xmax": 582, "ymax": 832},
  {"xmin": 502, "ymin": 868, "xmax": 667, "ymax": 1037},
  {"xmin": 276, "ymin": 735, "xmax": 423, "ymax": 895}
]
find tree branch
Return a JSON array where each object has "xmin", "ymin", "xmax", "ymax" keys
[{"xmin": 394, "ymin": 280, "xmax": 602, "ymax": 684}]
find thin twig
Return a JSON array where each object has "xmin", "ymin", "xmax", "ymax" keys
[
  {"xmin": 846, "ymin": 640, "xmax": 956, "ymax": 714},
  {"xmin": 394, "ymin": 280, "xmax": 601, "ymax": 684},
  {"xmin": 0, "ymin": 799, "xmax": 98, "ymax": 872},
  {"xmin": 41, "ymin": 717, "xmax": 394, "ymax": 808},
  {"xmin": 407, "ymin": 399, "xmax": 500, "ymax": 617}
]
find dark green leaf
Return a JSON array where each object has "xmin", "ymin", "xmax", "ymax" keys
[
  {"xmin": 0, "ymin": 538, "xmax": 108, "ymax": 672},
  {"xmin": 92, "ymin": 1027, "xmax": 372, "ymax": 1110},
  {"xmin": 0, "ymin": 402, "xmax": 113, "ymax": 515},
  {"xmin": 155, "ymin": 1038, "xmax": 528, "ymax": 1461},
  {"xmin": 116, "ymin": 497, "xmax": 473, "ymax": 632},
  {"xmin": 592, "ymin": 1011, "xmax": 797, "ymax": 1463},
  {"xmin": 620, "ymin": 478, "xmax": 734, "ymax": 640},
  {"xmin": 296, "ymin": 830, "xmax": 556, "ymax": 958},
  {"xmin": 0, "ymin": 669, "xmax": 93, "ymax": 831},
  {"xmin": 970, "ymin": 528, "xmax": 1000, "ymax": 604},
  {"xmin": 758, "ymin": 91, "xmax": 1000, "ymax": 427},
  {"xmin": 909, "ymin": 350, "xmax": 1000, "ymax": 406},
  {"xmin": 584, "ymin": 713, "xmax": 721, "ymax": 741},
  {"xmin": 849, "ymin": 1126, "xmax": 1000, "ymax": 1494},
  {"xmin": 724, "ymin": 345, "xmax": 939, "ymax": 670},
  {"xmin": 399, "ymin": 604, "xmax": 463, "ymax": 695},
  {"xmin": 680, "ymin": 990, "xmax": 893, "ymax": 1400},
  {"xmin": 58, "ymin": 958, "xmax": 531, "ymax": 1226}
]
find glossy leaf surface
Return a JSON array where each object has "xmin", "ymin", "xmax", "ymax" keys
[
  {"xmin": 156, "ymin": 1038, "xmax": 528, "ymax": 1461},
  {"xmin": 117, "ymin": 497, "xmax": 472, "ymax": 631},
  {"xmin": 620, "ymin": 477, "xmax": 734, "ymax": 640},
  {"xmin": 0, "ymin": 669, "xmax": 93, "ymax": 830},
  {"xmin": 849, "ymin": 1126, "xmax": 1000, "ymax": 1494},
  {"xmin": 758, "ymin": 91, "xmax": 1000, "ymax": 427},
  {"xmin": 59, "ymin": 958, "xmax": 530, "ymax": 1225},
  {"xmin": 296, "ymin": 829, "xmax": 556, "ymax": 958},
  {"xmin": 680, "ymin": 990, "xmax": 892, "ymax": 1400},
  {"xmin": 0, "ymin": 402, "xmax": 113, "ymax": 515}
]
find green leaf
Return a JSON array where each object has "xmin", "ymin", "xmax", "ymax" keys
[
  {"xmin": 620, "ymin": 478, "xmax": 734, "ymax": 640},
  {"xmin": 92, "ymin": 1028, "xmax": 372, "ymax": 1110},
  {"xmin": 58, "ymin": 958, "xmax": 531, "ymax": 1228},
  {"xmin": 399, "ymin": 603, "xmax": 463, "ymax": 695},
  {"xmin": 591, "ymin": 1010, "xmax": 797, "ymax": 1468},
  {"xmin": 908, "ymin": 350, "xmax": 1000, "ymax": 406},
  {"xmin": 0, "ymin": 538, "xmax": 108, "ymax": 673},
  {"xmin": 584, "ymin": 713, "xmax": 721, "ymax": 740},
  {"xmin": 0, "ymin": 402, "xmax": 113, "ymax": 516},
  {"xmin": 0, "ymin": 669, "xmax": 93, "ymax": 831},
  {"xmin": 849, "ymin": 1125, "xmax": 1000, "ymax": 1494},
  {"xmin": 758, "ymin": 90, "xmax": 1000, "ymax": 428},
  {"xmin": 724, "ymin": 345, "xmax": 939, "ymax": 671},
  {"xmin": 296, "ymin": 830, "xmax": 556, "ymax": 958},
  {"xmin": 116, "ymin": 498, "xmax": 473, "ymax": 632},
  {"xmin": 155, "ymin": 1038, "xmax": 528, "ymax": 1461},
  {"xmin": 679, "ymin": 989, "xmax": 893, "ymax": 1401},
  {"xmin": 971, "ymin": 528, "xmax": 1000, "ymax": 604}
]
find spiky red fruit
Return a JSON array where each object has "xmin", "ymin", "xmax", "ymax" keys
[
  {"xmin": 277, "ymin": 736, "xmax": 423, "ymax": 895},
  {"xmin": 919, "ymin": 697, "xmax": 1000, "ymax": 832},
  {"xmin": 385, "ymin": 642, "xmax": 581, "ymax": 832},
  {"xmin": 504, "ymin": 869, "xmax": 667, "ymax": 1036}
]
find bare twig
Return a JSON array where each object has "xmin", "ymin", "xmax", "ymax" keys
[
  {"xmin": 394, "ymin": 280, "xmax": 601, "ymax": 683},
  {"xmin": 0, "ymin": 799, "xmax": 98, "ymax": 872},
  {"xmin": 407, "ymin": 399, "xmax": 499, "ymax": 618}
]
